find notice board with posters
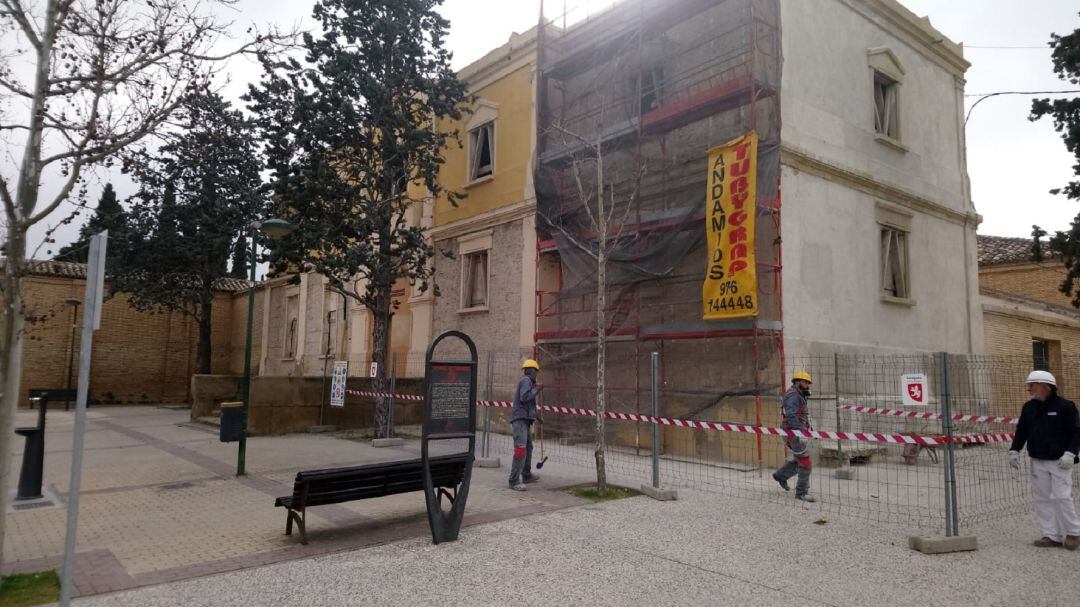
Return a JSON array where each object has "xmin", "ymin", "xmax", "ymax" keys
[{"xmin": 330, "ymin": 361, "xmax": 348, "ymax": 408}]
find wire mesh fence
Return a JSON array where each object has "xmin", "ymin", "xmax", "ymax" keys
[{"xmin": 365, "ymin": 349, "xmax": 1080, "ymax": 534}]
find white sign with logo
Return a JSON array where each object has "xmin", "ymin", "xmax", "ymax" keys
[
  {"xmin": 901, "ymin": 373, "xmax": 928, "ymax": 407},
  {"xmin": 369, "ymin": 361, "xmax": 379, "ymax": 378},
  {"xmin": 330, "ymin": 361, "xmax": 349, "ymax": 408}
]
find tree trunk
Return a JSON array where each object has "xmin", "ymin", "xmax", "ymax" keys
[
  {"xmin": 371, "ymin": 284, "xmax": 393, "ymax": 438},
  {"xmin": 0, "ymin": 233, "xmax": 28, "ymax": 571},
  {"xmin": 195, "ymin": 285, "xmax": 213, "ymax": 374},
  {"xmin": 595, "ymin": 249, "xmax": 608, "ymax": 494},
  {"xmin": 594, "ymin": 137, "xmax": 608, "ymax": 495},
  {"xmin": 0, "ymin": 0, "xmax": 58, "ymax": 570}
]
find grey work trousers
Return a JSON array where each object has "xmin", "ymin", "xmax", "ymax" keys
[
  {"xmin": 774, "ymin": 435, "xmax": 811, "ymax": 497},
  {"xmin": 509, "ymin": 419, "xmax": 534, "ymax": 486}
]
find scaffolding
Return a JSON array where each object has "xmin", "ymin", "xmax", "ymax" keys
[{"xmin": 533, "ymin": 0, "xmax": 784, "ymax": 468}]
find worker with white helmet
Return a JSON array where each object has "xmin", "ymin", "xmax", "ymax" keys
[
  {"xmin": 509, "ymin": 359, "xmax": 543, "ymax": 491},
  {"xmin": 1009, "ymin": 370, "xmax": 1080, "ymax": 550},
  {"xmin": 772, "ymin": 372, "xmax": 816, "ymax": 502}
]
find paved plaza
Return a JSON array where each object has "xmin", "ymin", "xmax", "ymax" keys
[
  {"xmin": 2, "ymin": 406, "xmax": 587, "ymax": 597},
  {"xmin": 3, "ymin": 406, "xmax": 1080, "ymax": 606}
]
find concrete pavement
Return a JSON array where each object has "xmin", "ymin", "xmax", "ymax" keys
[
  {"xmin": 73, "ymin": 485, "xmax": 1080, "ymax": 606},
  {"xmin": 3, "ymin": 406, "xmax": 589, "ymax": 596}
]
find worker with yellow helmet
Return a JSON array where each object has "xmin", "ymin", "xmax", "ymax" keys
[
  {"xmin": 772, "ymin": 371, "xmax": 816, "ymax": 502},
  {"xmin": 509, "ymin": 359, "xmax": 544, "ymax": 490}
]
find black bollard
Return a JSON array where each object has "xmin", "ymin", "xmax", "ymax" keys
[{"xmin": 15, "ymin": 396, "xmax": 47, "ymax": 500}]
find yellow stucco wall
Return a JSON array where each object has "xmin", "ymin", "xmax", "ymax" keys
[{"xmin": 434, "ymin": 64, "xmax": 533, "ymax": 226}]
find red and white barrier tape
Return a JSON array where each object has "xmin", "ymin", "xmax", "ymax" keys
[
  {"xmin": 346, "ymin": 390, "xmax": 946, "ymax": 446},
  {"xmin": 345, "ymin": 389, "xmax": 424, "ymax": 402},
  {"xmin": 954, "ymin": 433, "xmax": 1016, "ymax": 444},
  {"xmin": 838, "ymin": 404, "xmax": 1018, "ymax": 425}
]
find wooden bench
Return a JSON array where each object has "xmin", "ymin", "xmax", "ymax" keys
[
  {"xmin": 274, "ymin": 453, "xmax": 470, "ymax": 544},
  {"xmin": 28, "ymin": 389, "xmax": 78, "ymax": 411}
]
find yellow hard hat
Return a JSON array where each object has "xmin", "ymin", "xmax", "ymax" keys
[
  {"xmin": 522, "ymin": 359, "xmax": 540, "ymax": 371},
  {"xmin": 793, "ymin": 372, "xmax": 812, "ymax": 384}
]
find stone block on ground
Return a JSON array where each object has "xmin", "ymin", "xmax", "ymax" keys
[
  {"xmin": 908, "ymin": 535, "xmax": 977, "ymax": 554},
  {"xmin": 372, "ymin": 437, "xmax": 405, "ymax": 448},
  {"xmin": 819, "ymin": 444, "xmax": 886, "ymax": 468},
  {"xmin": 640, "ymin": 484, "xmax": 678, "ymax": 501}
]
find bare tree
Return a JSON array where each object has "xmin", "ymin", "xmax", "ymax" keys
[
  {"xmin": 545, "ymin": 114, "xmax": 643, "ymax": 494},
  {"xmin": 0, "ymin": 0, "xmax": 286, "ymax": 567}
]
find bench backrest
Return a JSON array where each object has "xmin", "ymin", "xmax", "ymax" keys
[
  {"xmin": 291, "ymin": 454, "xmax": 469, "ymax": 507},
  {"xmin": 28, "ymin": 389, "xmax": 78, "ymax": 405}
]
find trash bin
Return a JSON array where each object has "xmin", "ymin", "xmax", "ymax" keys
[
  {"xmin": 219, "ymin": 402, "xmax": 244, "ymax": 443},
  {"xmin": 15, "ymin": 397, "xmax": 46, "ymax": 500}
]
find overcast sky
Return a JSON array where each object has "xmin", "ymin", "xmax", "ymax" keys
[{"xmin": 17, "ymin": 0, "xmax": 1080, "ymax": 259}]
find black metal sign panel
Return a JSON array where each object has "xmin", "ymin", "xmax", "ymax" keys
[
  {"xmin": 426, "ymin": 364, "xmax": 473, "ymax": 436},
  {"xmin": 422, "ymin": 330, "xmax": 477, "ymax": 544}
]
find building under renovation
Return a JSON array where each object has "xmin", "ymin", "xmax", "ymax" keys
[
  {"xmin": 237, "ymin": 0, "xmax": 980, "ymax": 469},
  {"xmin": 522, "ymin": 0, "xmax": 980, "ymax": 465}
]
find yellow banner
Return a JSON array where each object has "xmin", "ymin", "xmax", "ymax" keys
[{"xmin": 703, "ymin": 132, "xmax": 758, "ymax": 320}]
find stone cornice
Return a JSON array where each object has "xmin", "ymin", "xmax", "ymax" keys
[
  {"xmin": 780, "ymin": 145, "xmax": 979, "ymax": 228},
  {"xmin": 842, "ymin": 0, "xmax": 970, "ymax": 76},
  {"xmin": 429, "ymin": 199, "xmax": 536, "ymax": 242},
  {"xmin": 458, "ymin": 27, "xmax": 538, "ymax": 92},
  {"xmin": 982, "ymin": 298, "xmax": 1080, "ymax": 329}
]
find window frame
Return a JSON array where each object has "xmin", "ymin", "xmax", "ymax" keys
[
  {"xmin": 461, "ymin": 249, "xmax": 490, "ymax": 311},
  {"xmin": 638, "ymin": 64, "xmax": 664, "ymax": 114},
  {"xmin": 876, "ymin": 203, "xmax": 915, "ymax": 306},
  {"xmin": 458, "ymin": 230, "xmax": 493, "ymax": 314},
  {"xmin": 880, "ymin": 227, "xmax": 909, "ymax": 299},
  {"xmin": 1032, "ymin": 338, "xmax": 1051, "ymax": 372},
  {"xmin": 467, "ymin": 120, "xmax": 496, "ymax": 184},
  {"xmin": 873, "ymin": 70, "xmax": 900, "ymax": 141},
  {"xmin": 867, "ymin": 47, "xmax": 907, "ymax": 151},
  {"xmin": 283, "ymin": 293, "xmax": 299, "ymax": 360},
  {"xmin": 322, "ymin": 309, "xmax": 337, "ymax": 359}
]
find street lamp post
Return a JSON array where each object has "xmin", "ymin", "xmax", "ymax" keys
[{"xmin": 237, "ymin": 218, "xmax": 295, "ymax": 476}]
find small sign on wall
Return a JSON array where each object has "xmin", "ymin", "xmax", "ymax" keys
[
  {"xmin": 902, "ymin": 373, "xmax": 928, "ymax": 407},
  {"xmin": 369, "ymin": 361, "xmax": 378, "ymax": 378}
]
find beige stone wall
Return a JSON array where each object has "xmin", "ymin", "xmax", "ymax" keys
[
  {"xmin": 431, "ymin": 219, "xmax": 529, "ymax": 357},
  {"xmin": 252, "ymin": 272, "xmax": 417, "ymax": 379},
  {"xmin": 226, "ymin": 288, "xmax": 264, "ymax": 375}
]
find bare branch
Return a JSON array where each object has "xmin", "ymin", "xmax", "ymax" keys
[
  {"xmin": 0, "ymin": 73, "xmax": 31, "ymax": 98},
  {"xmin": 0, "ymin": 0, "xmax": 42, "ymax": 49},
  {"xmin": 0, "ymin": 172, "xmax": 16, "ymax": 220}
]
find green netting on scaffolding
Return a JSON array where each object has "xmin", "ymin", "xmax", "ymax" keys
[{"xmin": 533, "ymin": 0, "xmax": 785, "ymax": 439}]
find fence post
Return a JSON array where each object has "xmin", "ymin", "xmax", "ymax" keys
[
  {"xmin": 834, "ymin": 352, "xmax": 842, "ymax": 464},
  {"xmin": 651, "ymin": 351, "xmax": 661, "ymax": 489},
  {"xmin": 482, "ymin": 352, "xmax": 495, "ymax": 458},
  {"xmin": 641, "ymin": 352, "xmax": 676, "ymax": 500},
  {"xmin": 939, "ymin": 351, "xmax": 960, "ymax": 536},
  {"xmin": 389, "ymin": 352, "xmax": 397, "ymax": 438}
]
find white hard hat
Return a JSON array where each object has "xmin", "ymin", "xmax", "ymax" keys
[{"xmin": 1026, "ymin": 370, "xmax": 1056, "ymax": 387}]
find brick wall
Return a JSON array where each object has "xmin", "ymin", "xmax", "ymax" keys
[
  {"xmin": 983, "ymin": 309, "xmax": 1080, "ymax": 360},
  {"xmin": 17, "ymin": 274, "xmax": 235, "ymax": 406},
  {"xmin": 980, "ymin": 262, "xmax": 1074, "ymax": 307}
]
